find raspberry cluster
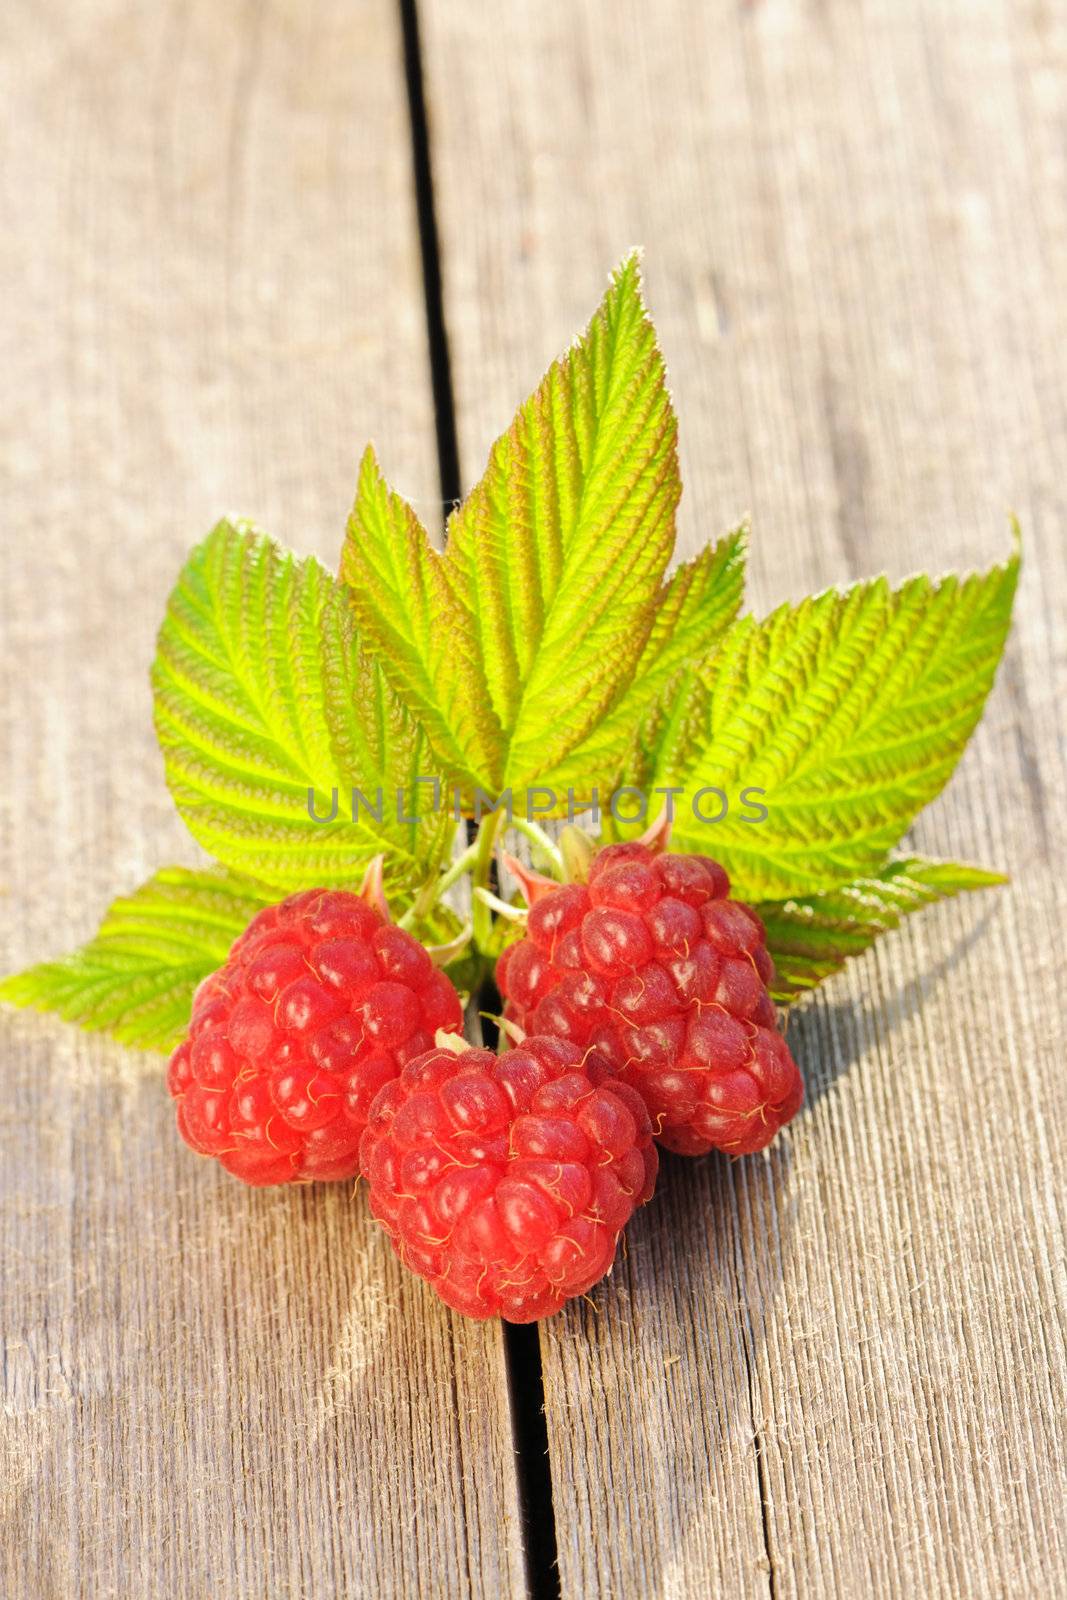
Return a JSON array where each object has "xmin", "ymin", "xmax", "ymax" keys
[
  {"xmin": 497, "ymin": 842, "xmax": 803, "ymax": 1157},
  {"xmin": 167, "ymin": 888, "xmax": 462, "ymax": 1185},
  {"xmin": 359, "ymin": 1035, "xmax": 657, "ymax": 1321},
  {"xmin": 165, "ymin": 841, "xmax": 801, "ymax": 1320}
]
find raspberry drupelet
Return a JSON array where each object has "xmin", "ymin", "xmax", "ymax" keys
[
  {"xmin": 496, "ymin": 842, "xmax": 803, "ymax": 1158},
  {"xmin": 166, "ymin": 887, "xmax": 463, "ymax": 1185},
  {"xmin": 359, "ymin": 1035, "xmax": 658, "ymax": 1321}
]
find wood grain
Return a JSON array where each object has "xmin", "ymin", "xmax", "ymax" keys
[
  {"xmin": 421, "ymin": 0, "xmax": 1067, "ymax": 1594},
  {"xmin": 0, "ymin": 4, "xmax": 525, "ymax": 1596}
]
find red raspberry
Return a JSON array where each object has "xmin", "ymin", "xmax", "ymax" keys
[
  {"xmin": 166, "ymin": 888, "xmax": 463, "ymax": 1186},
  {"xmin": 359, "ymin": 1035, "xmax": 658, "ymax": 1322},
  {"xmin": 496, "ymin": 844, "xmax": 803, "ymax": 1158}
]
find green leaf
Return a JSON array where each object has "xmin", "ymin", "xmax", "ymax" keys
[
  {"xmin": 153, "ymin": 521, "xmax": 449, "ymax": 894},
  {"xmin": 340, "ymin": 254, "xmax": 681, "ymax": 798},
  {"xmin": 756, "ymin": 856, "xmax": 1007, "ymax": 1001},
  {"xmin": 576, "ymin": 525, "xmax": 746, "ymax": 784},
  {"xmin": 0, "ymin": 866, "xmax": 272, "ymax": 1051},
  {"xmin": 341, "ymin": 448, "xmax": 503, "ymax": 790},
  {"xmin": 446, "ymin": 253, "xmax": 680, "ymax": 792},
  {"xmin": 658, "ymin": 545, "xmax": 1019, "ymax": 900}
]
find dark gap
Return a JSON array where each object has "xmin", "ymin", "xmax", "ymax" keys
[
  {"xmin": 752, "ymin": 1419, "xmax": 777, "ymax": 1600},
  {"xmin": 398, "ymin": 8, "xmax": 559, "ymax": 1596},
  {"xmin": 398, "ymin": 0, "xmax": 462, "ymax": 518},
  {"xmin": 478, "ymin": 974, "xmax": 501, "ymax": 1052},
  {"xmin": 742, "ymin": 1336, "xmax": 777, "ymax": 1599},
  {"xmin": 504, "ymin": 1322, "xmax": 563, "ymax": 1600}
]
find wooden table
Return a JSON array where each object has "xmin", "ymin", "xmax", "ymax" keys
[{"xmin": 2, "ymin": 3, "xmax": 1064, "ymax": 1595}]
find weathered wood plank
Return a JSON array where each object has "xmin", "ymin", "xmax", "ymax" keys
[
  {"xmin": 422, "ymin": 1, "xmax": 1067, "ymax": 1594},
  {"xmin": 0, "ymin": 4, "xmax": 525, "ymax": 1596}
]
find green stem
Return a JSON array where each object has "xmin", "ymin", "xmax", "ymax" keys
[
  {"xmin": 507, "ymin": 815, "xmax": 565, "ymax": 874},
  {"xmin": 473, "ymin": 885, "xmax": 526, "ymax": 921},
  {"xmin": 471, "ymin": 810, "xmax": 505, "ymax": 950},
  {"xmin": 397, "ymin": 828, "xmax": 477, "ymax": 930},
  {"xmin": 432, "ymin": 837, "xmax": 482, "ymax": 902}
]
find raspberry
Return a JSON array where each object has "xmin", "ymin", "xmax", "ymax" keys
[
  {"xmin": 167, "ymin": 888, "xmax": 463, "ymax": 1186},
  {"xmin": 359, "ymin": 1035, "xmax": 658, "ymax": 1321},
  {"xmin": 496, "ymin": 843, "xmax": 803, "ymax": 1158}
]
